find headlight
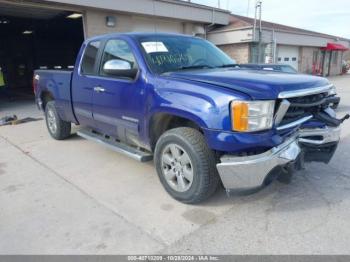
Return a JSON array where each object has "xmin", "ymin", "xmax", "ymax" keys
[
  {"xmin": 328, "ymin": 85, "xmax": 337, "ymax": 96},
  {"xmin": 231, "ymin": 100, "xmax": 275, "ymax": 132}
]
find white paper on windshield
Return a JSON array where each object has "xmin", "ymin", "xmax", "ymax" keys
[{"xmin": 141, "ymin": 42, "xmax": 168, "ymax": 53}]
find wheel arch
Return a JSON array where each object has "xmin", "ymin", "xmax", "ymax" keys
[
  {"xmin": 148, "ymin": 111, "xmax": 205, "ymax": 151},
  {"xmin": 40, "ymin": 90, "xmax": 55, "ymax": 110}
]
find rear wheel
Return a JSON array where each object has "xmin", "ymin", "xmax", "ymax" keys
[
  {"xmin": 154, "ymin": 127, "xmax": 219, "ymax": 204},
  {"xmin": 45, "ymin": 101, "xmax": 71, "ymax": 140}
]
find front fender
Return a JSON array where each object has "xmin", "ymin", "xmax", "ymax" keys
[{"xmin": 147, "ymin": 78, "xmax": 249, "ymax": 131}]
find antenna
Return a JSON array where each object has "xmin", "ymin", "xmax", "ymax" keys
[{"xmin": 152, "ymin": 0, "xmax": 157, "ymax": 33}]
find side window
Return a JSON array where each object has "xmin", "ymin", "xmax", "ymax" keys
[
  {"xmin": 81, "ymin": 41, "xmax": 101, "ymax": 75},
  {"xmin": 100, "ymin": 39, "xmax": 138, "ymax": 79}
]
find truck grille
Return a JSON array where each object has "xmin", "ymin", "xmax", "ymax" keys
[{"xmin": 277, "ymin": 92, "xmax": 329, "ymax": 127}]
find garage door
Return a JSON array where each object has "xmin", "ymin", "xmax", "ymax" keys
[{"xmin": 277, "ymin": 45, "xmax": 299, "ymax": 71}]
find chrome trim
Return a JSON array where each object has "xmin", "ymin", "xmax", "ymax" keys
[
  {"xmin": 103, "ymin": 59, "xmax": 131, "ymax": 72},
  {"xmin": 299, "ymin": 126, "xmax": 341, "ymax": 145},
  {"xmin": 216, "ymin": 126, "xmax": 341, "ymax": 190},
  {"xmin": 276, "ymin": 115, "xmax": 313, "ymax": 131},
  {"xmin": 216, "ymin": 136, "xmax": 300, "ymax": 190},
  {"xmin": 278, "ymin": 84, "xmax": 333, "ymax": 99},
  {"xmin": 274, "ymin": 99, "xmax": 290, "ymax": 125},
  {"xmin": 93, "ymin": 86, "xmax": 106, "ymax": 93},
  {"xmin": 122, "ymin": 116, "xmax": 139, "ymax": 123},
  {"xmin": 77, "ymin": 129, "xmax": 153, "ymax": 162}
]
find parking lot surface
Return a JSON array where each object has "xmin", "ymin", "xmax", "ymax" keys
[{"xmin": 0, "ymin": 75, "xmax": 350, "ymax": 254}]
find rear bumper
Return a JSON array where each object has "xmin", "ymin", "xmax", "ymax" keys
[
  {"xmin": 35, "ymin": 97, "xmax": 44, "ymax": 111},
  {"xmin": 216, "ymin": 126, "xmax": 340, "ymax": 191}
]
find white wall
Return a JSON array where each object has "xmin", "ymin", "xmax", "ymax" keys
[
  {"xmin": 132, "ymin": 16, "xmax": 183, "ymax": 33},
  {"xmin": 208, "ymin": 28, "xmax": 253, "ymax": 45},
  {"xmin": 83, "ymin": 9, "xmax": 203, "ymax": 38},
  {"xmin": 263, "ymin": 29, "xmax": 350, "ymax": 48}
]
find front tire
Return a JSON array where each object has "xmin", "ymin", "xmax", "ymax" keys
[
  {"xmin": 45, "ymin": 101, "xmax": 71, "ymax": 140},
  {"xmin": 154, "ymin": 127, "xmax": 219, "ymax": 204}
]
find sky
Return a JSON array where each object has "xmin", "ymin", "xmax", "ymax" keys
[{"xmin": 189, "ymin": 0, "xmax": 350, "ymax": 39}]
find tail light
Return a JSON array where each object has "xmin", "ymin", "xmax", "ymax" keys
[{"xmin": 33, "ymin": 74, "xmax": 40, "ymax": 94}]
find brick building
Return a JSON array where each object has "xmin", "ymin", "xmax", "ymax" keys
[{"xmin": 208, "ymin": 14, "xmax": 350, "ymax": 76}]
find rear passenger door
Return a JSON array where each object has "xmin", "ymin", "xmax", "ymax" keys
[{"xmin": 71, "ymin": 40, "xmax": 102, "ymax": 127}]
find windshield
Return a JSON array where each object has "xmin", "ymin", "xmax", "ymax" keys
[{"xmin": 136, "ymin": 35, "xmax": 236, "ymax": 74}]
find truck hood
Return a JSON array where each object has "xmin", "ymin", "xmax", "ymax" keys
[{"xmin": 164, "ymin": 69, "xmax": 330, "ymax": 100}]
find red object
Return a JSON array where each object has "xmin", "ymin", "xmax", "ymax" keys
[
  {"xmin": 33, "ymin": 76, "xmax": 38, "ymax": 94},
  {"xmin": 321, "ymin": 43, "xmax": 349, "ymax": 51}
]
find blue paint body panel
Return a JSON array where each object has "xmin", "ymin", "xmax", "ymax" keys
[{"xmin": 34, "ymin": 33, "xmax": 332, "ymax": 153}]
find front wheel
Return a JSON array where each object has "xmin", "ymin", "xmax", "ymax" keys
[
  {"xmin": 154, "ymin": 127, "xmax": 219, "ymax": 204},
  {"xmin": 45, "ymin": 101, "xmax": 71, "ymax": 140}
]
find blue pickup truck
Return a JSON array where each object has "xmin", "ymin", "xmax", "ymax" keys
[{"xmin": 33, "ymin": 33, "xmax": 348, "ymax": 204}]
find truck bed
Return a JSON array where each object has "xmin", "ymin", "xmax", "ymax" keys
[{"xmin": 34, "ymin": 69, "xmax": 76, "ymax": 123}]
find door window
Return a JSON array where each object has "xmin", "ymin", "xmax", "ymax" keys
[
  {"xmin": 81, "ymin": 41, "xmax": 101, "ymax": 75},
  {"xmin": 100, "ymin": 39, "xmax": 138, "ymax": 79}
]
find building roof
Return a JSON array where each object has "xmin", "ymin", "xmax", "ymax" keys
[
  {"xmin": 211, "ymin": 14, "xmax": 350, "ymax": 41},
  {"xmin": 41, "ymin": 0, "xmax": 230, "ymax": 24}
]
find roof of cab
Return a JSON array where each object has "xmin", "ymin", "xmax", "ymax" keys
[{"xmin": 85, "ymin": 32, "xmax": 194, "ymax": 42}]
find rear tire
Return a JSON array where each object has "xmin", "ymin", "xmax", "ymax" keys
[
  {"xmin": 45, "ymin": 101, "xmax": 71, "ymax": 140},
  {"xmin": 154, "ymin": 127, "xmax": 219, "ymax": 204}
]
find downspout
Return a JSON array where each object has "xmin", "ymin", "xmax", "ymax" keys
[
  {"xmin": 205, "ymin": 8, "xmax": 215, "ymax": 39},
  {"xmin": 272, "ymin": 29, "xmax": 277, "ymax": 63}
]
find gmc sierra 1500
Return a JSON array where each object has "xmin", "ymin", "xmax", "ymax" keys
[{"xmin": 33, "ymin": 33, "xmax": 348, "ymax": 204}]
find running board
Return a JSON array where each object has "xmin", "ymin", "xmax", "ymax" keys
[{"xmin": 77, "ymin": 128, "xmax": 153, "ymax": 162}]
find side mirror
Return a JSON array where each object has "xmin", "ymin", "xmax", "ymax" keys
[{"xmin": 102, "ymin": 59, "xmax": 137, "ymax": 79}]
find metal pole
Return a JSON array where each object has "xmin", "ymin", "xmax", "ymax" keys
[
  {"xmin": 253, "ymin": 0, "xmax": 257, "ymax": 42},
  {"xmin": 272, "ymin": 29, "xmax": 277, "ymax": 63},
  {"xmin": 257, "ymin": 1, "xmax": 262, "ymax": 63}
]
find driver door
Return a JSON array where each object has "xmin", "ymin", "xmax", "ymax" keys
[{"xmin": 92, "ymin": 38, "xmax": 145, "ymax": 145}]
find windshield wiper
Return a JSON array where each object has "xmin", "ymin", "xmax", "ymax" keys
[
  {"xmin": 217, "ymin": 64, "xmax": 239, "ymax": 68},
  {"xmin": 177, "ymin": 65, "xmax": 214, "ymax": 71}
]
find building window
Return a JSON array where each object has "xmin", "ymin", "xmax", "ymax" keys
[
  {"xmin": 292, "ymin": 57, "xmax": 297, "ymax": 61},
  {"xmin": 284, "ymin": 57, "xmax": 289, "ymax": 61},
  {"xmin": 332, "ymin": 51, "xmax": 339, "ymax": 65},
  {"xmin": 278, "ymin": 57, "xmax": 282, "ymax": 62}
]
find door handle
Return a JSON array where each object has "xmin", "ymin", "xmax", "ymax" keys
[{"xmin": 93, "ymin": 86, "xmax": 105, "ymax": 93}]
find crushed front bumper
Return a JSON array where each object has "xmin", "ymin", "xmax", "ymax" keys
[{"xmin": 216, "ymin": 126, "xmax": 340, "ymax": 191}]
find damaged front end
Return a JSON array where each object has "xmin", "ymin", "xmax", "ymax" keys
[
  {"xmin": 217, "ymin": 85, "xmax": 349, "ymax": 192},
  {"xmin": 299, "ymin": 126, "xmax": 340, "ymax": 164},
  {"xmin": 279, "ymin": 87, "xmax": 349, "ymax": 165}
]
